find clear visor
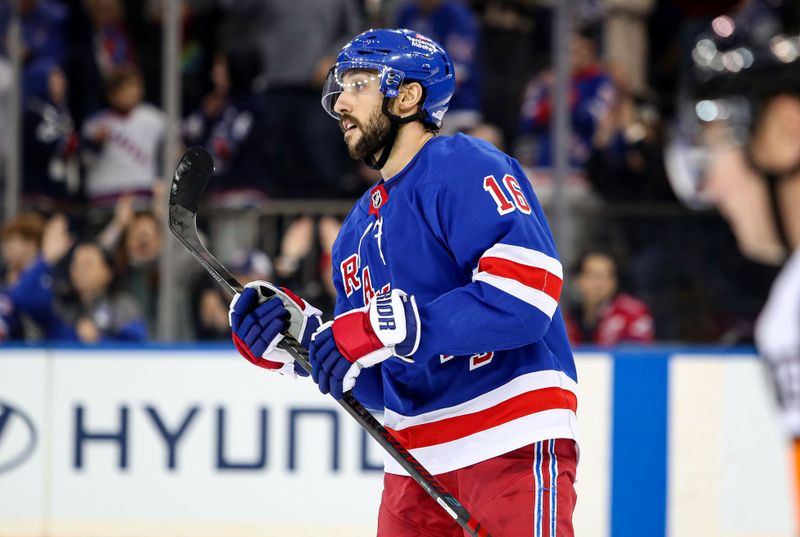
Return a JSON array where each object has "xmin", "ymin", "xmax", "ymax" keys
[
  {"xmin": 665, "ymin": 97, "xmax": 752, "ymax": 208},
  {"xmin": 321, "ymin": 62, "xmax": 403, "ymax": 120}
]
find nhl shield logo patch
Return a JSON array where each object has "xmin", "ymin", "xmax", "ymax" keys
[{"xmin": 369, "ymin": 183, "xmax": 389, "ymax": 218}]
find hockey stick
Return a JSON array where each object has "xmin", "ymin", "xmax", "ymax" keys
[{"xmin": 168, "ymin": 147, "xmax": 492, "ymax": 537}]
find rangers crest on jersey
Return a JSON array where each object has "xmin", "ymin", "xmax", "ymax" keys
[{"xmin": 340, "ymin": 220, "xmax": 391, "ymax": 305}]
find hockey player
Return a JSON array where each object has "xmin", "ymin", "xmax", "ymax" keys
[
  {"xmin": 667, "ymin": 0, "xmax": 800, "ymax": 525},
  {"xmin": 229, "ymin": 29, "xmax": 578, "ymax": 535}
]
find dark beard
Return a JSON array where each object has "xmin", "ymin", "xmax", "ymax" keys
[{"xmin": 347, "ymin": 110, "xmax": 392, "ymax": 161}]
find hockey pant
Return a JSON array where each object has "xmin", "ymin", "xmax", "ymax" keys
[{"xmin": 377, "ymin": 438, "xmax": 577, "ymax": 537}]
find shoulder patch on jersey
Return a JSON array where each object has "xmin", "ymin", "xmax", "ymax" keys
[{"xmin": 369, "ymin": 183, "xmax": 389, "ymax": 219}]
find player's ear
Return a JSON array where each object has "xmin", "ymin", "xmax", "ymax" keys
[{"xmin": 394, "ymin": 81, "xmax": 424, "ymax": 116}]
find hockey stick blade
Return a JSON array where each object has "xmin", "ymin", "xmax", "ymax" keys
[
  {"xmin": 167, "ymin": 147, "xmax": 492, "ymax": 537},
  {"xmin": 168, "ymin": 147, "xmax": 241, "ymax": 296},
  {"xmin": 171, "ymin": 146, "xmax": 213, "ymax": 214}
]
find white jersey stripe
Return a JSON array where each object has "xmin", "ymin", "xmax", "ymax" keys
[
  {"xmin": 383, "ymin": 370, "xmax": 578, "ymax": 430},
  {"xmin": 480, "ymin": 243, "xmax": 563, "ymax": 279},
  {"xmin": 473, "ymin": 272, "xmax": 559, "ymax": 318},
  {"xmin": 383, "ymin": 408, "xmax": 580, "ymax": 475}
]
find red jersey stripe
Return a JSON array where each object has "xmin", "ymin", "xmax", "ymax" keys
[
  {"xmin": 478, "ymin": 256, "xmax": 563, "ymax": 301},
  {"xmin": 386, "ymin": 387, "xmax": 578, "ymax": 450}
]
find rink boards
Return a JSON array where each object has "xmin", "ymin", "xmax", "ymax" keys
[{"xmin": 0, "ymin": 345, "xmax": 794, "ymax": 537}]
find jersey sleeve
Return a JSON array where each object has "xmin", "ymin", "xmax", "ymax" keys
[{"xmin": 411, "ymin": 157, "xmax": 564, "ymax": 361}]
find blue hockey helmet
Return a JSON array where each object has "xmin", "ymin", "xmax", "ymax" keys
[{"xmin": 321, "ymin": 28, "xmax": 456, "ymax": 129}]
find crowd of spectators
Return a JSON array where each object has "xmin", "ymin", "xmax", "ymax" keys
[{"xmin": 0, "ymin": 0, "xmax": 774, "ymax": 344}]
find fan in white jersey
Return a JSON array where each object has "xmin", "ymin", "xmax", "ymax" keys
[{"xmin": 82, "ymin": 65, "xmax": 166, "ymax": 206}]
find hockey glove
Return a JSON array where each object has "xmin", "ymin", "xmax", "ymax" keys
[
  {"xmin": 229, "ymin": 281, "xmax": 321, "ymax": 377},
  {"xmin": 309, "ymin": 289, "xmax": 420, "ymax": 400}
]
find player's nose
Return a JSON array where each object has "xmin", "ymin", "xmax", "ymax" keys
[{"xmin": 333, "ymin": 92, "xmax": 352, "ymax": 115}]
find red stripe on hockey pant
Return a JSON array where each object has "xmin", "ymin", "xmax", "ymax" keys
[
  {"xmin": 549, "ymin": 439, "xmax": 560, "ymax": 537},
  {"xmin": 377, "ymin": 440, "xmax": 578, "ymax": 537},
  {"xmin": 536, "ymin": 440, "xmax": 553, "ymax": 537},
  {"xmin": 386, "ymin": 387, "xmax": 578, "ymax": 450},
  {"xmin": 478, "ymin": 257, "xmax": 563, "ymax": 300}
]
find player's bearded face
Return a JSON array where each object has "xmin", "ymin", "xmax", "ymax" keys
[{"xmin": 340, "ymin": 107, "xmax": 391, "ymax": 161}]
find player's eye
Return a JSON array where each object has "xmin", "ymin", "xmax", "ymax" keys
[{"xmin": 341, "ymin": 76, "xmax": 376, "ymax": 93}]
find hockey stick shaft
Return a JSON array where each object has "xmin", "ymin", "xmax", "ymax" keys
[{"xmin": 168, "ymin": 148, "xmax": 491, "ymax": 537}]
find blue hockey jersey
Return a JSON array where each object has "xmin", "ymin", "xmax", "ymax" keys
[{"xmin": 332, "ymin": 133, "xmax": 579, "ymax": 475}]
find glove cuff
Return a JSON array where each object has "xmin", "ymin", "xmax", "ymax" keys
[
  {"xmin": 331, "ymin": 309, "xmax": 386, "ymax": 362},
  {"xmin": 331, "ymin": 289, "xmax": 420, "ymax": 362},
  {"xmin": 394, "ymin": 294, "xmax": 420, "ymax": 357},
  {"xmin": 370, "ymin": 290, "xmax": 420, "ymax": 358}
]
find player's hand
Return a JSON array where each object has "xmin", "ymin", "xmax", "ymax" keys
[
  {"xmin": 308, "ymin": 290, "xmax": 420, "ymax": 400},
  {"xmin": 229, "ymin": 282, "xmax": 321, "ymax": 377},
  {"xmin": 41, "ymin": 214, "xmax": 73, "ymax": 265}
]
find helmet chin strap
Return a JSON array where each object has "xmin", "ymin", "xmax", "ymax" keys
[{"xmin": 364, "ymin": 97, "xmax": 421, "ymax": 171}]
